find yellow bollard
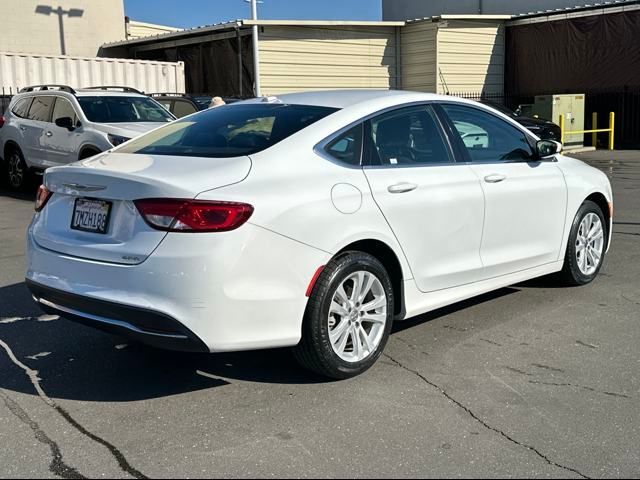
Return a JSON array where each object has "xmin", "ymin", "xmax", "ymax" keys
[
  {"xmin": 592, "ymin": 112, "xmax": 598, "ymax": 147},
  {"xmin": 608, "ymin": 112, "xmax": 615, "ymax": 151},
  {"xmin": 559, "ymin": 114, "xmax": 565, "ymax": 145}
]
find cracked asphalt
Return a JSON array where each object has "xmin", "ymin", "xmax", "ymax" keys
[{"xmin": 0, "ymin": 150, "xmax": 639, "ymax": 478}]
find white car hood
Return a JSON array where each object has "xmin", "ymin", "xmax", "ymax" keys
[{"xmin": 95, "ymin": 122, "xmax": 169, "ymax": 139}]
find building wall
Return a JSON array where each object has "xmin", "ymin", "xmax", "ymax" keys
[
  {"xmin": 383, "ymin": 0, "xmax": 634, "ymax": 20},
  {"xmin": 401, "ymin": 21, "xmax": 438, "ymax": 92},
  {"xmin": 258, "ymin": 25, "xmax": 398, "ymax": 95},
  {"xmin": 400, "ymin": 19, "xmax": 504, "ymax": 94},
  {"xmin": 437, "ymin": 20, "xmax": 504, "ymax": 93},
  {"xmin": 126, "ymin": 20, "xmax": 181, "ymax": 40},
  {"xmin": 0, "ymin": 0, "xmax": 126, "ymax": 57}
]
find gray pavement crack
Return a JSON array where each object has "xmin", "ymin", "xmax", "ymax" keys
[
  {"xmin": 383, "ymin": 353, "xmax": 591, "ymax": 479},
  {"xmin": 0, "ymin": 337, "xmax": 148, "ymax": 479},
  {"xmin": 0, "ymin": 392, "xmax": 85, "ymax": 479},
  {"xmin": 528, "ymin": 380, "xmax": 631, "ymax": 399}
]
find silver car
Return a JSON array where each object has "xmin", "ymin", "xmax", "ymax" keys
[{"xmin": 0, "ymin": 85, "xmax": 175, "ymax": 190}]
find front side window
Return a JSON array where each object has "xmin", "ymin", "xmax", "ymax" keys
[
  {"xmin": 77, "ymin": 96, "xmax": 174, "ymax": 123},
  {"xmin": 367, "ymin": 105, "xmax": 452, "ymax": 166},
  {"xmin": 442, "ymin": 104, "xmax": 534, "ymax": 162},
  {"xmin": 324, "ymin": 125, "xmax": 363, "ymax": 166},
  {"xmin": 27, "ymin": 96, "xmax": 54, "ymax": 122},
  {"xmin": 12, "ymin": 98, "xmax": 33, "ymax": 118},
  {"xmin": 52, "ymin": 98, "xmax": 78, "ymax": 125},
  {"xmin": 117, "ymin": 103, "xmax": 338, "ymax": 158}
]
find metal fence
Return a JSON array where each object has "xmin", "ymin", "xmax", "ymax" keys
[{"xmin": 446, "ymin": 89, "xmax": 640, "ymax": 149}]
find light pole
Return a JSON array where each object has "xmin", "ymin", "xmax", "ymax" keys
[
  {"xmin": 245, "ymin": 0, "xmax": 262, "ymax": 97},
  {"xmin": 35, "ymin": 5, "xmax": 84, "ymax": 56}
]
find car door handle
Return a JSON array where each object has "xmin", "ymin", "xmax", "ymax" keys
[
  {"xmin": 19, "ymin": 126, "xmax": 26, "ymax": 131},
  {"xmin": 484, "ymin": 174, "xmax": 507, "ymax": 184},
  {"xmin": 387, "ymin": 182, "xmax": 418, "ymax": 194},
  {"xmin": 45, "ymin": 131, "xmax": 53, "ymax": 137}
]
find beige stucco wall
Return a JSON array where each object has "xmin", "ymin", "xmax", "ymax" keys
[
  {"xmin": 258, "ymin": 25, "xmax": 399, "ymax": 95},
  {"xmin": 0, "ymin": 0, "xmax": 126, "ymax": 57}
]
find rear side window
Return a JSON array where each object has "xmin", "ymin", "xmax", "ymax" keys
[
  {"xmin": 173, "ymin": 100, "xmax": 198, "ymax": 118},
  {"xmin": 117, "ymin": 103, "xmax": 338, "ymax": 158},
  {"xmin": 324, "ymin": 125, "xmax": 363, "ymax": 166},
  {"xmin": 12, "ymin": 98, "xmax": 33, "ymax": 118},
  {"xmin": 27, "ymin": 96, "xmax": 55, "ymax": 122}
]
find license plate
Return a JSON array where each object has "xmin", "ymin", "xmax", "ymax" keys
[{"xmin": 71, "ymin": 198, "xmax": 112, "ymax": 234}]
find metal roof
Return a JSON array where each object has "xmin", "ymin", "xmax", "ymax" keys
[
  {"xmin": 102, "ymin": 19, "xmax": 405, "ymax": 49},
  {"xmin": 406, "ymin": 14, "xmax": 512, "ymax": 23},
  {"xmin": 511, "ymin": 0, "xmax": 640, "ymax": 19}
]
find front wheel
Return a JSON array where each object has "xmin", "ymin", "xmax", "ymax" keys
[
  {"xmin": 559, "ymin": 200, "xmax": 607, "ymax": 285},
  {"xmin": 293, "ymin": 252, "xmax": 394, "ymax": 379}
]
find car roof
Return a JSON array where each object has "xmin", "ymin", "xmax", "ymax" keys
[
  {"xmin": 15, "ymin": 89, "xmax": 147, "ymax": 98},
  {"xmin": 260, "ymin": 89, "xmax": 446, "ymax": 109}
]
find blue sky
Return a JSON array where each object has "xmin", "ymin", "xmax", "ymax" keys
[{"xmin": 124, "ymin": 0, "xmax": 382, "ymax": 29}]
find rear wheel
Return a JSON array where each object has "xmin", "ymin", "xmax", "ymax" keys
[
  {"xmin": 559, "ymin": 200, "xmax": 607, "ymax": 285},
  {"xmin": 4, "ymin": 146, "xmax": 29, "ymax": 191},
  {"xmin": 293, "ymin": 252, "xmax": 394, "ymax": 379}
]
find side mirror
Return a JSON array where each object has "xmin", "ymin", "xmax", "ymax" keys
[
  {"xmin": 55, "ymin": 117, "xmax": 75, "ymax": 131},
  {"xmin": 536, "ymin": 139, "xmax": 562, "ymax": 159}
]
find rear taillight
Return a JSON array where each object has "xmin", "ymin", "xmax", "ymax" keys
[
  {"xmin": 0, "ymin": 116, "xmax": 5, "ymax": 128},
  {"xmin": 35, "ymin": 185, "xmax": 53, "ymax": 212},
  {"xmin": 134, "ymin": 199, "xmax": 254, "ymax": 233}
]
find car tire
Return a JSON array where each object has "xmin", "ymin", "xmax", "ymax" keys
[
  {"xmin": 4, "ymin": 146, "xmax": 30, "ymax": 191},
  {"xmin": 293, "ymin": 252, "xmax": 394, "ymax": 379},
  {"xmin": 559, "ymin": 200, "xmax": 607, "ymax": 286}
]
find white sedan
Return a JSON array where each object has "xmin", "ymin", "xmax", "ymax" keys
[{"xmin": 26, "ymin": 90, "xmax": 613, "ymax": 379}]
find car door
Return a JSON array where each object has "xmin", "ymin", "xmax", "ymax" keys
[
  {"xmin": 363, "ymin": 104, "xmax": 485, "ymax": 293},
  {"xmin": 439, "ymin": 103, "xmax": 567, "ymax": 279},
  {"xmin": 24, "ymin": 95, "xmax": 55, "ymax": 168},
  {"xmin": 46, "ymin": 96, "xmax": 81, "ymax": 166}
]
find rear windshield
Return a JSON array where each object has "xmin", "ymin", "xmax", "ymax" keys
[
  {"xmin": 116, "ymin": 103, "xmax": 338, "ymax": 158},
  {"xmin": 77, "ymin": 96, "xmax": 174, "ymax": 123}
]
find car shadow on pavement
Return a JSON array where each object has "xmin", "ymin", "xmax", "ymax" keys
[
  {"xmin": 0, "ymin": 180, "xmax": 40, "ymax": 201},
  {"xmin": 0, "ymin": 283, "xmax": 522, "ymax": 403}
]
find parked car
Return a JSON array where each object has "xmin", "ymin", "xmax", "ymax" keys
[
  {"xmin": 0, "ymin": 85, "xmax": 175, "ymax": 190},
  {"xmin": 480, "ymin": 100, "xmax": 562, "ymax": 141},
  {"xmin": 26, "ymin": 90, "xmax": 612, "ymax": 379},
  {"xmin": 151, "ymin": 93, "xmax": 244, "ymax": 118}
]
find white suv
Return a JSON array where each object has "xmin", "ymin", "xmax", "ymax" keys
[{"xmin": 0, "ymin": 85, "xmax": 175, "ymax": 190}]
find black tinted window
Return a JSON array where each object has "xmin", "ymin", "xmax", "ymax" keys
[
  {"xmin": 442, "ymin": 104, "xmax": 534, "ymax": 162},
  {"xmin": 368, "ymin": 106, "xmax": 452, "ymax": 166},
  {"xmin": 173, "ymin": 100, "xmax": 198, "ymax": 118},
  {"xmin": 52, "ymin": 98, "xmax": 78, "ymax": 125},
  {"xmin": 12, "ymin": 98, "xmax": 33, "ymax": 118},
  {"xmin": 77, "ymin": 96, "xmax": 174, "ymax": 123},
  {"xmin": 325, "ymin": 125, "xmax": 363, "ymax": 166},
  {"xmin": 27, "ymin": 96, "xmax": 54, "ymax": 122},
  {"xmin": 117, "ymin": 103, "xmax": 338, "ymax": 158}
]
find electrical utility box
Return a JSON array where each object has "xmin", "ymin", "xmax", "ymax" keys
[{"xmin": 533, "ymin": 94, "xmax": 585, "ymax": 149}]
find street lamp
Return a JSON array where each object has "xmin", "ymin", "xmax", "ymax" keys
[
  {"xmin": 244, "ymin": 0, "xmax": 263, "ymax": 97},
  {"xmin": 35, "ymin": 5, "xmax": 84, "ymax": 56}
]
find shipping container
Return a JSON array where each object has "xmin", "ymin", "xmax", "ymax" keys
[{"xmin": 0, "ymin": 51, "xmax": 185, "ymax": 94}]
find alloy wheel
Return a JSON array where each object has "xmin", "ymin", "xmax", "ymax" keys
[
  {"xmin": 328, "ymin": 270, "xmax": 387, "ymax": 363},
  {"xmin": 575, "ymin": 212, "xmax": 604, "ymax": 276},
  {"xmin": 7, "ymin": 152, "xmax": 24, "ymax": 189}
]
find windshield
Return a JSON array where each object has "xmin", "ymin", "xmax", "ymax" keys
[
  {"xmin": 116, "ymin": 103, "xmax": 338, "ymax": 158},
  {"xmin": 191, "ymin": 96, "xmax": 213, "ymax": 110},
  {"xmin": 77, "ymin": 96, "xmax": 175, "ymax": 123}
]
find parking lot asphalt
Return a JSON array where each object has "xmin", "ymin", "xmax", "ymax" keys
[{"xmin": 0, "ymin": 150, "xmax": 639, "ymax": 479}]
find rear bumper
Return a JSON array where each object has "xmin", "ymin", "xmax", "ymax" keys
[
  {"xmin": 27, "ymin": 280, "xmax": 209, "ymax": 352},
  {"xmin": 26, "ymin": 223, "xmax": 330, "ymax": 352}
]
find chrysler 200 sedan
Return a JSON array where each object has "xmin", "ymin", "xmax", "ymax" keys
[{"xmin": 25, "ymin": 90, "xmax": 612, "ymax": 379}]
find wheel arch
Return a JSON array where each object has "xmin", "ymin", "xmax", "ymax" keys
[
  {"xmin": 3, "ymin": 140, "xmax": 23, "ymax": 161},
  {"xmin": 336, "ymin": 239, "xmax": 407, "ymax": 320},
  {"xmin": 584, "ymin": 191, "xmax": 611, "ymax": 243},
  {"xmin": 78, "ymin": 145, "xmax": 102, "ymax": 160}
]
